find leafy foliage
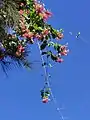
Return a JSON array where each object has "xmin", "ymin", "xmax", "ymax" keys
[{"xmin": 0, "ymin": 0, "xmax": 69, "ymax": 74}]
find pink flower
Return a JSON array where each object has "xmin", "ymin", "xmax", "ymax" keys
[
  {"xmin": 42, "ymin": 98, "xmax": 49, "ymax": 103},
  {"xmin": 27, "ymin": 32, "xmax": 34, "ymax": 38},
  {"xmin": 22, "ymin": 31, "xmax": 34, "ymax": 39},
  {"xmin": 35, "ymin": 33, "xmax": 43, "ymax": 40},
  {"xmin": 42, "ymin": 11, "xmax": 52, "ymax": 21},
  {"xmin": 16, "ymin": 51, "xmax": 21, "ymax": 57},
  {"xmin": 60, "ymin": 45, "xmax": 69, "ymax": 56},
  {"xmin": 35, "ymin": 4, "xmax": 44, "ymax": 12},
  {"xmin": 42, "ymin": 13, "xmax": 49, "ymax": 20},
  {"xmin": 25, "ymin": 29, "xmax": 30, "ymax": 33},
  {"xmin": 56, "ymin": 33, "xmax": 64, "ymax": 39},
  {"xmin": 19, "ymin": 10, "xmax": 24, "ymax": 15},
  {"xmin": 22, "ymin": 33, "xmax": 29, "ymax": 38},
  {"xmin": 20, "ymin": 3, "xmax": 24, "ymax": 7},
  {"xmin": 61, "ymin": 49, "xmax": 69, "ymax": 56},
  {"xmin": 45, "ymin": 10, "xmax": 52, "ymax": 17},
  {"xmin": 39, "ymin": 12, "xmax": 51, "ymax": 21},
  {"xmin": 42, "ymin": 29, "xmax": 49, "ymax": 35},
  {"xmin": 17, "ymin": 45, "xmax": 25, "ymax": 53},
  {"xmin": 56, "ymin": 58, "xmax": 64, "ymax": 63}
]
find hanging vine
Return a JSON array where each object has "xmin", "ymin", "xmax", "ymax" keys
[
  {"xmin": 0, "ymin": 0, "xmax": 70, "ymax": 119},
  {"xmin": 0, "ymin": 0, "xmax": 69, "ymax": 73}
]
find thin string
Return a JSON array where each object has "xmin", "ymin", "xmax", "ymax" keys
[
  {"xmin": 46, "ymin": 44, "xmax": 66, "ymax": 120},
  {"xmin": 79, "ymin": 36, "xmax": 89, "ymax": 44},
  {"xmin": 37, "ymin": 41, "xmax": 66, "ymax": 120},
  {"xmin": 37, "ymin": 41, "xmax": 47, "ymax": 83}
]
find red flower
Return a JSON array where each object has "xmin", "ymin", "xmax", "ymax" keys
[{"xmin": 0, "ymin": 56, "xmax": 3, "ymax": 59}]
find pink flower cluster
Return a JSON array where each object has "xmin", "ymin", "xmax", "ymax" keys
[
  {"xmin": 19, "ymin": 14, "xmax": 34, "ymax": 43},
  {"xmin": 35, "ymin": 28, "xmax": 50, "ymax": 39},
  {"xmin": 34, "ymin": 1, "xmax": 52, "ymax": 21},
  {"xmin": 56, "ymin": 57, "xmax": 64, "ymax": 63},
  {"xmin": 56, "ymin": 43, "xmax": 69, "ymax": 63},
  {"xmin": 16, "ymin": 45, "xmax": 25, "ymax": 57},
  {"xmin": 56, "ymin": 32, "xmax": 64, "ymax": 40},
  {"xmin": 17, "ymin": 1, "xmax": 69, "ymax": 64},
  {"xmin": 60, "ymin": 44, "xmax": 69, "ymax": 56}
]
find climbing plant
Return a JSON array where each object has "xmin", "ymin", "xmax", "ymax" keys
[{"xmin": 0, "ymin": 0, "xmax": 69, "ymax": 73}]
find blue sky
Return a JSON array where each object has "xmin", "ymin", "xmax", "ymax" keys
[{"xmin": 0, "ymin": 0, "xmax": 90, "ymax": 120}]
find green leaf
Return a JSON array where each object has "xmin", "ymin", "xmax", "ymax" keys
[
  {"xmin": 54, "ymin": 43, "xmax": 61, "ymax": 50},
  {"xmin": 48, "ymin": 42, "xmax": 54, "ymax": 47},
  {"xmin": 51, "ymin": 54, "xmax": 57, "ymax": 61},
  {"xmin": 60, "ymin": 28, "xmax": 64, "ymax": 33},
  {"xmin": 40, "ymin": 41, "xmax": 48, "ymax": 50}
]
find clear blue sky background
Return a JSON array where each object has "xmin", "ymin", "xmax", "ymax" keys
[{"xmin": 0, "ymin": 0, "xmax": 90, "ymax": 120}]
